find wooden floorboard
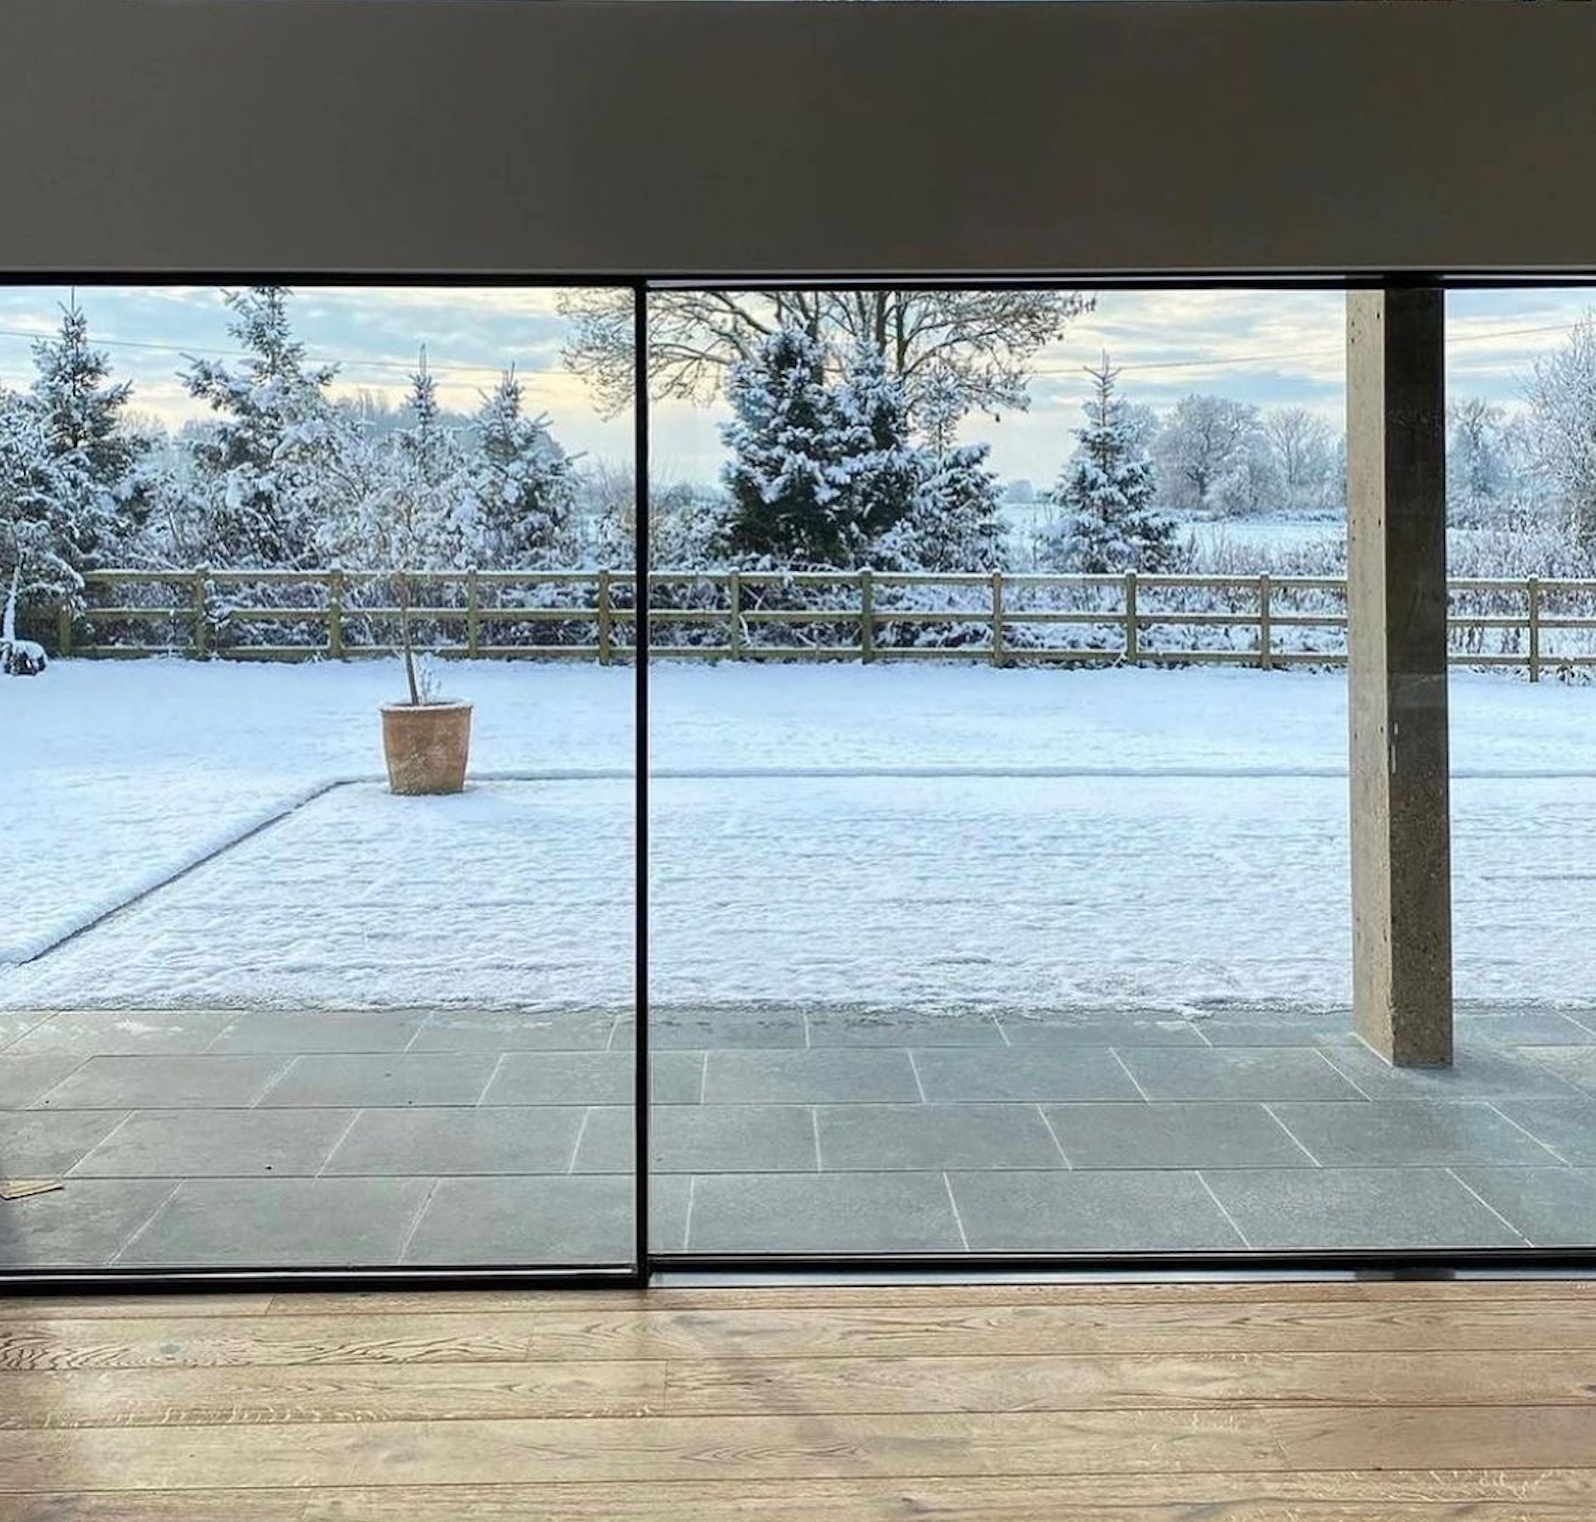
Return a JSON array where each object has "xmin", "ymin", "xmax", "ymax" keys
[{"xmin": 5, "ymin": 1281, "xmax": 1596, "ymax": 1519}]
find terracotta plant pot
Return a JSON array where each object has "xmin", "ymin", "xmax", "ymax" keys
[{"xmin": 381, "ymin": 701, "xmax": 472, "ymax": 795}]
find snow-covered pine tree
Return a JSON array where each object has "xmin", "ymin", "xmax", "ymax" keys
[
  {"xmin": 721, "ymin": 326, "xmax": 859, "ymax": 567},
  {"xmin": 880, "ymin": 442, "xmax": 1006, "ymax": 573},
  {"xmin": 383, "ymin": 349, "xmax": 468, "ymax": 569},
  {"xmin": 873, "ymin": 369, "xmax": 1005, "ymax": 572},
  {"xmin": 833, "ymin": 343, "xmax": 922, "ymax": 554},
  {"xmin": 30, "ymin": 299, "xmax": 154, "ymax": 574},
  {"xmin": 461, "ymin": 367, "xmax": 577, "ymax": 569},
  {"xmin": 1045, "ymin": 355, "xmax": 1181, "ymax": 574},
  {"xmin": 0, "ymin": 387, "xmax": 73, "ymax": 623},
  {"xmin": 181, "ymin": 286, "xmax": 350, "ymax": 568}
]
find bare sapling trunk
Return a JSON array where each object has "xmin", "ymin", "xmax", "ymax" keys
[{"xmin": 397, "ymin": 567, "xmax": 422, "ymax": 705}]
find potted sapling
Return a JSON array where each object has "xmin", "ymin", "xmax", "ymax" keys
[{"xmin": 375, "ymin": 352, "xmax": 472, "ymax": 794}]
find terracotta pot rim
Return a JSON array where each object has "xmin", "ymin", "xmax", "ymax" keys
[{"xmin": 380, "ymin": 700, "xmax": 473, "ymax": 714}]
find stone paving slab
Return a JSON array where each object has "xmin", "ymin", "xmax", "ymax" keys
[
  {"xmin": 1319, "ymin": 1043, "xmax": 1587, "ymax": 1100},
  {"xmin": 703, "ymin": 1050, "xmax": 920, "ymax": 1105},
  {"xmin": 947, "ymin": 1170, "xmax": 1245, "ymax": 1254},
  {"xmin": 1269, "ymin": 1100, "xmax": 1562, "ymax": 1169},
  {"xmin": 0, "ymin": 1178, "xmax": 178, "ymax": 1268},
  {"xmin": 1494, "ymin": 1097, "xmax": 1596, "ymax": 1165},
  {"xmin": 999, "ymin": 1016, "xmax": 1207, "ymax": 1048},
  {"xmin": 911, "ymin": 1047, "xmax": 1139, "ymax": 1103},
  {"xmin": 402, "ymin": 1175, "xmax": 685, "ymax": 1264},
  {"xmin": 1041, "ymin": 1102, "xmax": 1314, "ymax": 1171},
  {"xmin": 209, "ymin": 1010, "xmax": 429, "ymax": 1054},
  {"xmin": 1201, "ymin": 1168, "xmax": 1526, "ymax": 1250},
  {"xmin": 71, "ymin": 1108, "xmax": 357, "ymax": 1178},
  {"xmin": 686, "ymin": 1171, "xmax": 963, "ymax": 1255},
  {"xmin": 322, "ymin": 1106, "xmax": 586, "ymax": 1177},
  {"xmin": 258, "ymin": 1053, "xmax": 499, "ymax": 1108},
  {"xmin": 1118, "ymin": 1048, "xmax": 1368, "ymax": 1103},
  {"xmin": 816, "ymin": 1103, "xmax": 1066, "ymax": 1171},
  {"xmin": 1457, "ymin": 1167, "xmax": 1596, "ymax": 1247},
  {"xmin": 576, "ymin": 1104, "xmax": 816, "ymax": 1175},
  {"xmin": 481, "ymin": 1051, "xmax": 701, "ymax": 1106},
  {"xmin": 7, "ymin": 1010, "xmax": 235, "ymax": 1056},
  {"xmin": 118, "ymin": 1177, "xmax": 434, "ymax": 1268},
  {"xmin": 408, "ymin": 1009, "xmax": 617, "ymax": 1053},
  {"xmin": 0, "ymin": 1055, "xmax": 91, "ymax": 1109},
  {"xmin": 35, "ymin": 1054, "xmax": 289, "ymax": 1110},
  {"xmin": 1, "ymin": 1110, "xmax": 128, "ymax": 1176},
  {"xmin": 1513, "ymin": 1047, "xmax": 1596, "ymax": 1098},
  {"xmin": 805, "ymin": 1009, "xmax": 1005, "ymax": 1048}
]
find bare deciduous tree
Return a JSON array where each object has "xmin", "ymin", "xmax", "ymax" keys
[
  {"xmin": 557, "ymin": 287, "xmax": 1092, "ymax": 428},
  {"xmin": 1526, "ymin": 313, "xmax": 1596, "ymax": 548},
  {"xmin": 1262, "ymin": 406, "xmax": 1338, "ymax": 512}
]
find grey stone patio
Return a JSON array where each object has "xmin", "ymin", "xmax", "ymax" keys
[{"xmin": 4, "ymin": 1003, "xmax": 1596, "ymax": 1267}]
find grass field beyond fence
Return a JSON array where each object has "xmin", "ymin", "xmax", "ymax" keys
[{"xmin": 54, "ymin": 567, "xmax": 1596, "ymax": 680}]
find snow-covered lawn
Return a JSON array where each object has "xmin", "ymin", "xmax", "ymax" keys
[{"xmin": 2, "ymin": 658, "xmax": 1594, "ymax": 1010}]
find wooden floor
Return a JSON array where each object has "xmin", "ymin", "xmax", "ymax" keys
[{"xmin": 5, "ymin": 1280, "xmax": 1596, "ymax": 1519}]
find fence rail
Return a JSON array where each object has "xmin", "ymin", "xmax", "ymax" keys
[{"xmin": 55, "ymin": 567, "xmax": 1596, "ymax": 680}]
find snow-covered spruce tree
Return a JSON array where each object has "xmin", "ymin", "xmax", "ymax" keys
[
  {"xmin": 181, "ymin": 286, "xmax": 350, "ymax": 568},
  {"xmin": 833, "ymin": 344, "xmax": 922, "ymax": 554},
  {"xmin": 889, "ymin": 442, "xmax": 1005, "ymax": 573},
  {"xmin": 388, "ymin": 350, "xmax": 468, "ymax": 566},
  {"xmin": 30, "ymin": 300, "xmax": 154, "ymax": 575},
  {"xmin": 1045, "ymin": 356, "xmax": 1181, "ymax": 574},
  {"xmin": 876, "ymin": 372, "xmax": 1005, "ymax": 574},
  {"xmin": 461, "ymin": 368, "xmax": 578, "ymax": 569},
  {"xmin": 721, "ymin": 326, "xmax": 861, "ymax": 567},
  {"xmin": 0, "ymin": 387, "xmax": 73, "ymax": 631}
]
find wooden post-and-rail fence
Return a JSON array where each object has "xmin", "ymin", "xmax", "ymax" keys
[{"xmin": 50, "ymin": 567, "xmax": 1596, "ymax": 681}]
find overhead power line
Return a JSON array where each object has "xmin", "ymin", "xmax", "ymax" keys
[
  {"xmin": 1035, "ymin": 322, "xmax": 1578, "ymax": 379},
  {"xmin": 0, "ymin": 326, "xmax": 563, "ymax": 382}
]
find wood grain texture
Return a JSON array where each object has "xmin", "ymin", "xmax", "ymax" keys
[
  {"xmin": 12, "ymin": 1477, "xmax": 1596, "ymax": 1522},
  {"xmin": 11, "ymin": 1299, "xmax": 1596, "ymax": 1373},
  {"xmin": 5, "ymin": 1282, "xmax": 1596, "ymax": 1517},
  {"xmin": 10, "ymin": 1349, "xmax": 1596, "ymax": 1431}
]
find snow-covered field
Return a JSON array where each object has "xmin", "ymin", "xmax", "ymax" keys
[{"xmin": 2, "ymin": 658, "xmax": 1594, "ymax": 1011}]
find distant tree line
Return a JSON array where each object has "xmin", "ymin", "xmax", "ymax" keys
[{"xmin": 9, "ymin": 287, "xmax": 1596, "ymax": 651}]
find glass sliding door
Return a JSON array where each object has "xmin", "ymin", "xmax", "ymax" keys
[
  {"xmin": 0, "ymin": 282, "xmax": 639, "ymax": 1275},
  {"xmin": 638, "ymin": 282, "xmax": 1486, "ymax": 1261},
  {"xmin": 1433, "ymin": 285, "xmax": 1596, "ymax": 1252}
]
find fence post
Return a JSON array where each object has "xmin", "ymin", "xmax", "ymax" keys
[
  {"xmin": 1124, "ymin": 571, "xmax": 1139, "ymax": 664},
  {"xmin": 466, "ymin": 569, "xmax": 481, "ymax": 658},
  {"xmin": 56, "ymin": 602, "xmax": 73, "ymax": 658},
  {"xmin": 990, "ymin": 569, "xmax": 1006, "ymax": 668},
  {"xmin": 1258, "ymin": 572, "xmax": 1273, "ymax": 671},
  {"xmin": 192, "ymin": 568, "xmax": 208, "ymax": 658},
  {"xmin": 859, "ymin": 568, "xmax": 875, "ymax": 664},
  {"xmin": 597, "ymin": 569, "xmax": 613, "ymax": 665},
  {"xmin": 1526, "ymin": 575, "xmax": 1541, "ymax": 682},
  {"xmin": 326, "ymin": 569, "xmax": 345, "ymax": 659},
  {"xmin": 727, "ymin": 570, "xmax": 742, "ymax": 661}
]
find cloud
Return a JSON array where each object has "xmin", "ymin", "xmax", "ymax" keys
[{"xmin": 3, "ymin": 283, "xmax": 1594, "ymax": 483}]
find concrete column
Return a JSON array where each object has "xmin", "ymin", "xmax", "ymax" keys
[{"xmin": 1346, "ymin": 288, "xmax": 1453, "ymax": 1066}]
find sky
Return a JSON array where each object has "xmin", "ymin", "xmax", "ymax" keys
[{"xmin": 0, "ymin": 283, "xmax": 1590, "ymax": 489}]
